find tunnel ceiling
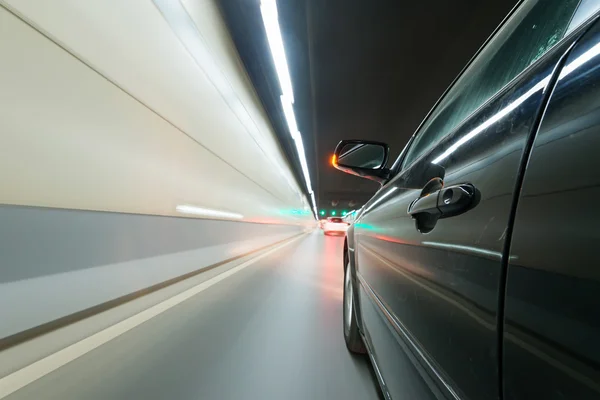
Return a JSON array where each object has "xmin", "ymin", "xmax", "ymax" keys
[{"xmin": 219, "ymin": 0, "xmax": 518, "ymax": 216}]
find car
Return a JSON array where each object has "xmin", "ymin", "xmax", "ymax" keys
[
  {"xmin": 333, "ymin": 1, "xmax": 600, "ymax": 399},
  {"xmin": 322, "ymin": 217, "xmax": 349, "ymax": 236}
]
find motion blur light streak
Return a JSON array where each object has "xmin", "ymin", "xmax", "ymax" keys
[
  {"xmin": 281, "ymin": 94, "xmax": 300, "ymax": 140},
  {"xmin": 422, "ymin": 241, "xmax": 503, "ymax": 260},
  {"xmin": 259, "ymin": 0, "xmax": 294, "ymax": 103},
  {"xmin": 370, "ymin": 234, "xmax": 413, "ymax": 245},
  {"xmin": 261, "ymin": 0, "xmax": 317, "ymax": 218},
  {"xmin": 364, "ymin": 187, "xmax": 398, "ymax": 212},
  {"xmin": 295, "ymin": 133, "xmax": 313, "ymax": 190},
  {"xmin": 319, "ymin": 235, "xmax": 344, "ymax": 301},
  {"xmin": 558, "ymin": 40, "xmax": 600, "ymax": 79},
  {"xmin": 431, "ymin": 76, "xmax": 550, "ymax": 164},
  {"xmin": 310, "ymin": 192, "xmax": 317, "ymax": 216},
  {"xmin": 175, "ymin": 205, "xmax": 243, "ymax": 220},
  {"xmin": 421, "ymin": 241, "xmax": 520, "ymax": 261},
  {"xmin": 433, "ymin": 39, "xmax": 600, "ymax": 165}
]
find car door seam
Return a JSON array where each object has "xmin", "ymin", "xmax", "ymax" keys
[{"xmin": 496, "ymin": 32, "xmax": 584, "ymax": 400}]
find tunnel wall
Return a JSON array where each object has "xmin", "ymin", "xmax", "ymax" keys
[
  {"xmin": 0, "ymin": 1, "xmax": 313, "ymax": 340},
  {"xmin": 0, "ymin": 205, "xmax": 305, "ymax": 339}
]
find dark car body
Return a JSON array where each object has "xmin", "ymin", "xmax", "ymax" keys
[{"xmin": 336, "ymin": 1, "xmax": 600, "ymax": 399}]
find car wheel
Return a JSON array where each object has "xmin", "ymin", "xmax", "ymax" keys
[{"xmin": 343, "ymin": 257, "xmax": 366, "ymax": 354}]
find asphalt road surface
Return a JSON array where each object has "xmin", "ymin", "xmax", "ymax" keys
[{"xmin": 3, "ymin": 232, "xmax": 381, "ymax": 399}]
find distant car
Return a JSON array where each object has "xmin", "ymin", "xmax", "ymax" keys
[
  {"xmin": 322, "ymin": 217, "xmax": 348, "ymax": 235},
  {"xmin": 333, "ymin": 2, "xmax": 600, "ymax": 399}
]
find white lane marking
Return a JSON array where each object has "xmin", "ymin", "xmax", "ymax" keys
[{"xmin": 0, "ymin": 235, "xmax": 303, "ymax": 398}]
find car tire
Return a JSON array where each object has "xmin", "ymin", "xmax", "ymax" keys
[{"xmin": 343, "ymin": 256, "xmax": 367, "ymax": 354}]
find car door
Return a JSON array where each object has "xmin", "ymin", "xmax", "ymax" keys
[
  {"xmin": 503, "ymin": 16, "xmax": 600, "ymax": 400},
  {"xmin": 352, "ymin": 1, "xmax": 584, "ymax": 399}
]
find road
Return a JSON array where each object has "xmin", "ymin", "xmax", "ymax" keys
[{"xmin": 2, "ymin": 232, "xmax": 381, "ymax": 399}]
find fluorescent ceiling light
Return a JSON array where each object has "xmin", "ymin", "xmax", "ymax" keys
[
  {"xmin": 294, "ymin": 135, "xmax": 312, "ymax": 189},
  {"xmin": 261, "ymin": 0, "xmax": 317, "ymax": 219},
  {"xmin": 281, "ymin": 93, "xmax": 312, "ymax": 192},
  {"xmin": 281, "ymin": 95, "xmax": 300, "ymax": 140},
  {"xmin": 176, "ymin": 205, "xmax": 243, "ymax": 220},
  {"xmin": 260, "ymin": 0, "xmax": 295, "ymax": 103}
]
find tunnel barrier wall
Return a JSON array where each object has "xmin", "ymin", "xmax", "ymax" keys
[
  {"xmin": 0, "ymin": 0, "xmax": 315, "ymax": 343},
  {"xmin": 0, "ymin": 3, "xmax": 314, "ymax": 221},
  {"xmin": 0, "ymin": 205, "xmax": 306, "ymax": 340}
]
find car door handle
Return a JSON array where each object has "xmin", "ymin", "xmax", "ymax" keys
[
  {"xmin": 407, "ymin": 192, "xmax": 440, "ymax": 216},
  {"xmin": 437, "ymin": 183, "xmax": 476, "ymax": 218},
  {"xmin": 408, "ymin": 183, "xmax": 476, "ymax": 232}
]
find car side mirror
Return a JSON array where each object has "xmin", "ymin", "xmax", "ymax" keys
[{"xmin": 333, "ymin": 140, "xmax": 391, "ymax": 184}]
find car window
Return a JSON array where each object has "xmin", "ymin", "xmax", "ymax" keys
[
  {"xmin": 329, "ymin": 218, "xmax": 343, "ymax": 223},
  {"xmin": 401, "ymin": 0, "xmax": 580, "ymax": 169}
]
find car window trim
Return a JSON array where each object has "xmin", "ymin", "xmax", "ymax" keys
[
  {"xmin": 400, "ymin": 1, "xmax": 597, "ymax": 172},
  {"xmin": 567, "ymin": 0, "xmax": 600, "ymax": 33},
  {"xmin": 389, "ymin": 0, "xmax": 526, "ymax": 174},
  {"xmin": 394, "ymin": 0, "xmax": 597, "ymax": 174}
]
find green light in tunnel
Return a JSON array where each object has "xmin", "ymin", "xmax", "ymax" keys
[
  {"xmin": 341, "ymin": 210, "xmax": 347, "ymax": 216},
  {"xmin": 319, "ymin": 210, "xmax": 326, "ymax": 216},
  {"xmin": 331, "ymin": 210, "xmax": 337, "ymax": 216}
]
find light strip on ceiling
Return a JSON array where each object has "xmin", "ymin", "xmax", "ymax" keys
[
  {"xmin": 176, "ymin": 205, "xmax": 243, "ymax": 220},
  {"xmin": 261, "ymin": 0, "xmax": 317, "ymax": 218},
  {"xmin": 260, "ymin": 0, "xmax": 295, "ymax": 103},
  {"xmin": 310, "ymin": 192, "xmax": 317, "ymax": 216},
  {"xmin": 281, "ymin": 94, "xmax": 313, "ymax": 194},
  {"xmin": 280, "ymin": 94, "xmax": 300, "ymax": 141}
]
